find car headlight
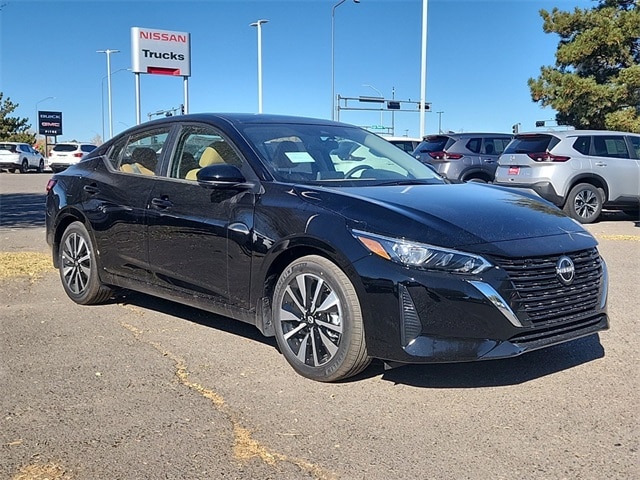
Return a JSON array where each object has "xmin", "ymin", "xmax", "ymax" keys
[{"xmin": 352, "ymin": 229, "xmax": 492, "ymax": 274}]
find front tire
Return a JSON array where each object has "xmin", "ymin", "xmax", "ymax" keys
[
  {"xmin": 38, "ymin": 159, "xmax": 45, "ymax": 173},
  {"xmin": 563, "ymin": 183, "xmax": 603, "ymax": 224},
  {"xmin": 272, "ymin": 255, "xmax": 371, "ymax": 382},
  {"xmin": 58, "ymin": 222, "xmax": 113, "ymax": 305}
]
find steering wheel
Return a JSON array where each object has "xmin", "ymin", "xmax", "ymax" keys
[{"xmin": 345, "ymin": 164, "xmax": 373, "ymax": 178}]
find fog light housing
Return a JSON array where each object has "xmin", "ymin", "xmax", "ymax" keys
[{"xmin": 399, "ymin": 284, "xmax": 422, "ymax": 346}]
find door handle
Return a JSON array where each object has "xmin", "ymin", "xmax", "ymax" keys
[
  {"xmin": 594, "ymin": 162, "xmax": 607, "ymax": 167},
  {"xmin": 83, "ymin": 184, "xmax": 100, "ymax": 195},
  {"xmin": 150, "ymin": 197, "xmax": 173, "ymax": 209}
]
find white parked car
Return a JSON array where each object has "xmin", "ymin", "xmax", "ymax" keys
[
  {"xmin": 0, "ymin": 142, "xmax": 46, "ymax": 173},
  {"xmin": 48, "ymin": 142, "xmax": 97, "ymax": 173}
]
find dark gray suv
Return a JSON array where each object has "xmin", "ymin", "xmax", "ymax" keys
[{"xmin": 413, "ymin": 133, "xmax": 513, "ymax": 183}]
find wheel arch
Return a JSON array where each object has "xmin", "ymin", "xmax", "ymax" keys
[
  {"xmin": 564, "ymin": 174, "xmax": 609, "ymax": 205},
  {"xmin": 256, "ymin": 237, "xmax": 363, "ymax": 338},
  {"xmin": 51, "ymin": 208, "xmax": 89, "ymax": 268}
]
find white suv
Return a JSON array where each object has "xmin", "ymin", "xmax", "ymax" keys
[
  {"xmin": 49, "ymin": 142, "xmax": 97, "ymax": 172},
  {"xmin": 494, "ymin": 130, "xmax": 640, "ymax": 223},
  {"xmin": 0, "ymin": 142, "xmax": 45, "ymax": 173}
]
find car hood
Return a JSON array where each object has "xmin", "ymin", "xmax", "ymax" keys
[{"xmin": 296, "ymin": 183, "xmax": 596, "ymax": 256}]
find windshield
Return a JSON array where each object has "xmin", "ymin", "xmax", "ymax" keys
[{"xmin": 240, "ymin": 123, "xmax": 444, "ymax": 186}]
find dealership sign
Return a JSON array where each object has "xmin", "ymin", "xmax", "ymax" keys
[
  {"xmin": 38, "ymin": 111, "xmax": 63, "ymax": 136},
  {"xmin": 131, "ymin": 27, "xmax": 191, "ymax": 76}
]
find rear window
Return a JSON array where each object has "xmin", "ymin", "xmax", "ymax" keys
[
  {"xmin": 504, "ymin": 135, "xmax": 559, "ymax": 154},
  {"xmin": 53, "ymin": 144, "xmax": 80, "ymax": 152},
  {"xmin": 0, "ymin": 143, "xmax": 17, "ymax": 152},
  {"xmin": 416, "ymin": 135, "xmax": 454, "ymax": 153}
]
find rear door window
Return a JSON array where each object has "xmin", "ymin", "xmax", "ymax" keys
[{"xmin": 593, "ymin": 135, "xmax": 629, "ymax": 158}]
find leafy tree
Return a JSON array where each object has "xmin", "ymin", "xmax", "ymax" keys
[
  {"xmin": 0, "ymin": 92, "xmax": 35, "ymax": 143},
  {"xmin": 529, "ymin": 0, "xmax": 640, "ymax": 132}
]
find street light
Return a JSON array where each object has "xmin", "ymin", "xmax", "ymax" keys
[
  {"xmin": 101, "ymin": 68, "xmax": 130, "ymax": 141},
  {"xmin": 331, "ymin": 0, "xmax": 360, "ymax": 120},
  {"xmin": 250, "ymin": 19, "xmax": 269, "ymax": 114},
  {"xmin": 35, "ymin": 96, "xmax": 55, "ymax": 129},
  {"xmin": 97, "ymin": 49, "xmax": 120, "ymax": 139},
  {"xmin": 437, "ymin": 111, "xmax": 444, "ymax": 133},
  {"xmin": 363, "ymin": 84, "xmax": 384, "ymax": 126}
]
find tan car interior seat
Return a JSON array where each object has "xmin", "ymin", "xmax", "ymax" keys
[{"xmin": 185, "ymin": 143, "xmax": 226, "ymax": 180}]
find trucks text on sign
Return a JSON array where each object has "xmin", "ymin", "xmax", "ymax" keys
[{"xmin": 131, "ymin": 27, "xmax": 191, "ymax": 76}]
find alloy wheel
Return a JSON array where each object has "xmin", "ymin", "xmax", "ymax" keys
[
  {"xmin": 574, "ymin": 189, "xmax": 599, "ymax": 219},
  {"xmin": 61, "ymin": 232, "xmax": 92, "ymax": 295},
  {"xmin": 278, "ymin": 272, "xmax": 343, "ymax": 368}
]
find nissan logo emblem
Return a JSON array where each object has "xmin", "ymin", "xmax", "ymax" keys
[{"xmin": 556, "ymin": 256, "xmax": 575, "ymax": 285}]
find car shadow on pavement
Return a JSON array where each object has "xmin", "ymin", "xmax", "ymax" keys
[
  {"xmin": 116, "ymin": 290, "xmax": 278, "ymax": 348},
  {"xmin": 366, "ymin": 334, "xmax": 605, "ymax": 388},
  {"xmin": 0, "ymin": 192, "xmax": 47, "ymax": 228},
  {"xmin": 116, "ymin": 289, "xmax": 605, "ymax": 387}
]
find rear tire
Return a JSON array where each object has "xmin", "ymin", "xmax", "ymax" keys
[
  {"xmin": 20, "ymin": 159, "xmax": 29, "ymax": 174},
  {"xmin": 58, "ymin": 222, "xmax": 113, "ymax": 305},
  {"xmin": 272, "ymin": 255, "xmax": 371, "ymax": 382},
  {"xmin": 563, "ymin": 183, "xmax": 603, "ymax": 224}
]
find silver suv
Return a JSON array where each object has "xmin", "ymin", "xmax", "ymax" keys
[
  {"xmin": 413, "ymin": 133, "xmax": 513, "ymax": 182},
  {"xmin": 494, "ymin": 130, "xmax": 640, "ymax": 223}
]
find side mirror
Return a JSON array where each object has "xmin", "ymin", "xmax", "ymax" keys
[{"xmin": 196, "ymin": 164, "xmax": 252, "ymax": 189}]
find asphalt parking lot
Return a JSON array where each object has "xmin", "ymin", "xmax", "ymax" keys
[{"xmin": 1, "ymin": 172, "xmax": 638, "ymax": 480}]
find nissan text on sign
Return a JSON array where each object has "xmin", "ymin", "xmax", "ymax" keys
[{"xmin": 131, "ymin": 27, "xmax": 191, "ymax": 76}]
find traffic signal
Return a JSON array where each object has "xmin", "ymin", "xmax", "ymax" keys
[
  {"xmin": 535, "ymin": 120, "xmax": 545, "ymax": 127},
  {"xmin": 512, "ymin": 124, "xmax": 519, "ymax": 134}
]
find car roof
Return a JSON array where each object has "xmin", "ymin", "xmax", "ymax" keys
[
  {"xmin": 517, "ymin": 130, "xmax": 640, "ymax": 138},
  {"xmin": 138, "ymin": 113, "xmax": 349, "ymax": 129}
]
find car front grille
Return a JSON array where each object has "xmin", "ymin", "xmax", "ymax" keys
[{"xmin": 493, "ymin": 248, "xmax": 604, "ymax": 327}]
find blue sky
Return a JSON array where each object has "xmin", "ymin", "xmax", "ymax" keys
[{"xmin": 1, "ymin": 0, "xmax": 594, "ymax": 143}]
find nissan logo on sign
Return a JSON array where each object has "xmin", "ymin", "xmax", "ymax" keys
[
  {"xmin": 131, "ymin": 27, "xmax": 191, "ymax": 76},
  {"xmin": 38, "ymin": 111, "xmax": 63, "ymax": 136}
]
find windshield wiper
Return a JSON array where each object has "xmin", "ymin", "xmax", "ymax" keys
[{"xmin": 374, "ymin": 179, "xmax": 441, "ymax": 186}]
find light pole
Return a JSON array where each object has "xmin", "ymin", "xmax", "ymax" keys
[
  {"xmin": 101, "ymin": 68, "xmax": 129, "ymax": 141},
  {"xmin": 437, "ymin": 111, "xmax": 444, "ymax": 133},
  {"xmin": 332, "ymin": 0, "xmax": 360, "ymax": 120},
  {"xmin": 97, "ymin": 49, "xmax": 120, "ymax": 139},
  {"xmin": 250, "ymin": 19, "xmax": 269, "ymax": 114},
  {"xmin": 363, "ymin": 84, "xmax": 384, "ymax": 126}
]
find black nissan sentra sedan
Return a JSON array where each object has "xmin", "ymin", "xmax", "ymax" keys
[{"xmin": 45, "ymin": 114, "xmax": 609, "ymax": 382}]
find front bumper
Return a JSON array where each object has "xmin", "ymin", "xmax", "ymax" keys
[{"xmin": 351, "ymin": 248, "xmax": 608, "ymax": 365}]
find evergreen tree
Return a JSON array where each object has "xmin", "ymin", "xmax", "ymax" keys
[
  {"xmin": 0, "ymin": 92, "xmax": 35, "ymax": 143},
  {"xmin": 529, "ymin": 0, "xmax": 640, "ymax": 132}
]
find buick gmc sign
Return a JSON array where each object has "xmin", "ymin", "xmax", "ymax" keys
[
  {"xmin": 131, "ymin": 27, "xmax": 191, "ymax": 76},
  {"xmin": 38, "ymin": 111, "xmax": 63, "ymax": 136}
]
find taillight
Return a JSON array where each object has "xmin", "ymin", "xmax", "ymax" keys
[
  {"xmin": 73, "ymin": 152, "xmax": 83, "ymax": 158},
  {"xmin": 428, "ymin": 151, "xmax": 463, "ymax": 160},
  {"xmin": 527, "ymin": 152, "xmax": 570, "ymax": 162},
  {"xmin": 46, "ymin": 178, "xmax": 57, "ymax": 193}
]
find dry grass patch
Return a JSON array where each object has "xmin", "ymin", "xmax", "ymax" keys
[{"xmin": 0, "ymin": 252, "xmax": 55, "ymax": 280}]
